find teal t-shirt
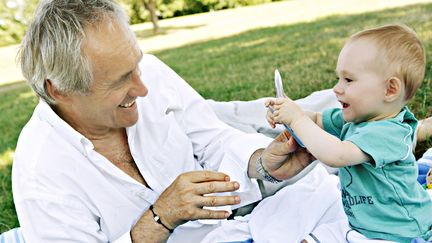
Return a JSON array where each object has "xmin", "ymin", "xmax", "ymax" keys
[{"xmin": 322, "ymin": 107, "xmax": 432, "ymax": 243}]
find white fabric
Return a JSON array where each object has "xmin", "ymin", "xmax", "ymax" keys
[
  {"xmin": 201, "ymin": 164, "xmax": 346, "ymax": 243},
  {"xmin": 418, "ymin": 148, "xmax": 432, "ymax": 167},
  {"xmin": 304, "ymin": 219, "xmax": 398, "ymax": 243},
  {"xmin": 199, "ymin": 214, "xmax": 253, "ymax": 243},
  {"xmin": 203, "ymin": 164, "xmax": 403, "ymax": 243},
  {"xmin": 248, "ymin": 164, "xmax": 344, "ymax": 243},
  {"xmin": 12, "ymin": 54, "xmax": 271, "ymax": 243},
  {"xmin": 345, "ymin": 231, "xmax": 397, "ymax": 243},
  {"xmin": 0, "ymin": 228, "xmax": 25, "ymax": 243}
]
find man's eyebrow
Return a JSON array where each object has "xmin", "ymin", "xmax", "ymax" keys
[
  {"xmin": 117, "ymin": 70, "xmax": 133, "ymax": 83},
  {"xmin": 114, "ymin": 50, "xmax": 144, "ymax": 83}
]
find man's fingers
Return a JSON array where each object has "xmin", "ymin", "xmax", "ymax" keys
[
  {"xmin": 198, "ymin": 195, "xmax": 241, "ymax": 207},
  {"xmin": 194, "ymin": 181, "xmax": 239, "ymax": 195},
  {"xmin": 192, "ymin": 208, "xmax": 231, "ymax": 220},
  {"xmin": 286, "ymin": 133, "xmax": 298, "ymax": 151},
  {"xmin": 185, "ymin": 171, "xmax": 230, "ymax": 183},
  {"xmin": 271, "ymin": 131, "xmax": 297, "ymax": 155},
  {"xmin": 282, "ymin": 130, "xmax": 291, "ymax": 139},
  {"xmin": 275, "ymin": 130, "xmax": 291, "ymax": 142}
]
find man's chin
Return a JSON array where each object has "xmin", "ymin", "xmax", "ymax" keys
[{"xmin": 120, "ymin": 114, "xmax": 139, "ymax": 128}]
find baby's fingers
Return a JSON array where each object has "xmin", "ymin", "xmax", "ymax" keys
[
  {"xmin": 265, "ymin": 98, "xmax": 276, "ymax": 107},
  {"xmin": 266, "ymin": 111, "xmax": 276, "ymax": 128}
]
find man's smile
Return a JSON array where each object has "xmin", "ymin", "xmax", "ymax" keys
[{"xmin": 119, "ymin": 100, "xmax": 136, "ymax": 108}]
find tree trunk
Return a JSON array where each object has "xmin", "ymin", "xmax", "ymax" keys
[{"xmin": 142, "ymin": 0, "xmax": 159, "ymax": 34}]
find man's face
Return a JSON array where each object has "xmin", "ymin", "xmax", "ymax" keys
[
  {"xmin": 61, "ymin": 17, "xmax": 148, "ymax": 135},
  {"xmin": 333, "ymin": 38, "xmax": 389, "ymax": 123}
]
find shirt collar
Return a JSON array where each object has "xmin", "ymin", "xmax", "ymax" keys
[
  {"xmin": 35, "ymin": 99, "xmax": 94, "ymax": 157},
  {"xmin": 395, "ymin": 106, "xmax": 418, "ymax": 133}
]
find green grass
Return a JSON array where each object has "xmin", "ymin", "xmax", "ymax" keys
[
  {"xmin": 0, "ymin": 86, "xmax": 37, "ymax": 232},
  {"xmin": 1, "ymin": 3, "xmax": 432, "ymax": 233}
]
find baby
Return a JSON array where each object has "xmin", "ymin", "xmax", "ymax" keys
[{"xmin": 266, "ymin": 24, "xmax": 432, "ymax": 242}]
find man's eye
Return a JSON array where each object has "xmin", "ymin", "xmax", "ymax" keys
[{"xmin": 125, "ymin": 73, "xmax": 133, "ymax": 81}]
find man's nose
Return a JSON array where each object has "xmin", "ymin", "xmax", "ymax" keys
[{"xmin": 130, "ymin": 70, "xmax": 148, "ymax": 97}]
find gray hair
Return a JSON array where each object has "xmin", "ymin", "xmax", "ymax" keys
[{"xmin": 18, "ymin": 0, "xmax": 129, "ymax": 105}]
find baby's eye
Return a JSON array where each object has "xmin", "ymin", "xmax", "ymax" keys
[{"xmin": 345, "ymin": 78, "xmax": 353, "ymax": 82}]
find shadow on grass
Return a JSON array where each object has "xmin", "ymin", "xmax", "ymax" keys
[{"xmin": 135, "ymin": 24, "xmax": 205, "ymax": 39}]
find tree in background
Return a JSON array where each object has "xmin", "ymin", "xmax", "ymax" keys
[
  {"xmin": 125, "ymin": 0, "xmax": 275, "ymax": 34},
  {"xmin": 0, "ymin": 0, "xmax": 38, "ymax": 47},
  {"xmin": 142, "ymin": 0, "xmax": 160, "ymax": 34},
  {"xmin": 122, "ymin": 0, "xmax": 161, "ymax": 34},
  {"xmin": 0, "ymin": 0, "xmax": 276, "ymax": 47}
]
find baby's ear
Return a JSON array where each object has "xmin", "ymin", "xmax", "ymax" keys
[{"xmin": 384, "ymin": 77, "xmax": 403, "ymax": 102}]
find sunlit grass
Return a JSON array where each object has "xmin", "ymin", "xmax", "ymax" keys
[
  {"xmin": 0, "ymin": 149, "xmax": 15, "ymax": 231},
  {"xmin": 0, "ymin": 149, "xmax": 14, "ymax": 169},
  {"xmin": 0, "ymin": 86, "xmax": 36, "ymax": 232}
]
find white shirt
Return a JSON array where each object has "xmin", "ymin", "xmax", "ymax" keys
[{"xmin": 12, "ymin": 54, "xmax": 271, "ymax": 243}]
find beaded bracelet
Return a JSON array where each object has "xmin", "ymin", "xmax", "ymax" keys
[
  {"xmin": 149, "ymin": 204, "xmax": 174, "ymax": 233},
  {"xmin": 256, "ymin": 155, "xmax": 282, "ymax": 184}
]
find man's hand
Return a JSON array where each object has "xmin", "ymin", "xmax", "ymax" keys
[
  {"xmin": 250, "ymin": 131, "xmax": 314, "ymax": 181},
  {"xmin": 152, "ymin": 171, "xmax": 240, "ymax": 229},
  {"xmin": 131, "ymin": 171, "xmax": 240, "ymax": 241}
]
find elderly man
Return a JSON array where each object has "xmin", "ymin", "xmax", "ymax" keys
[{"xmin": 12, "ymin": 0, "xmax": 312, "ymax": 242}]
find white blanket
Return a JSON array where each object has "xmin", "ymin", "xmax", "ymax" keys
[{"xmin": 201, "ymin": 164, "xmax": 346, "ymax": 243}]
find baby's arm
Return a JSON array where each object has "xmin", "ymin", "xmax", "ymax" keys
[
  {"xmin": 304, "ymin": 110, "xmax": 323, "ymax": 129},
  {"xmin": 417, "ymin": 116, "xmax": 432, "ymax": 142},
  {"xmin": 266, "ymin": 97, "xmax": 371, "ymax": 167}
]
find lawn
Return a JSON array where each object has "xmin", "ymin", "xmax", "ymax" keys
[{"xmin": 1, "ymin": 3, "xmax": 432, "ymax": 233}]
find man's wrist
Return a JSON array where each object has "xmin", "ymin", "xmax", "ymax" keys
[
  {"xmin": 130, "ymin": 208, "xmax": 171, "ymax": 242},
  {"xmin": 255, "ymin": 155, "xmax": 282, "ymax": 183},
  {"xmin": 149, "ymin": 204, "xmax": 174, "ymax": 233}
]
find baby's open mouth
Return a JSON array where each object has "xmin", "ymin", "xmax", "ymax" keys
[{"xmin": 340, "ymin": 101, "xmax": 349, "ymax": 108}]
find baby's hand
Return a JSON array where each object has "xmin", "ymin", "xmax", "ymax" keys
[
  {"xmin": 268, "ymin": 97, "xmax": 304, "ymax": 126},
  {"xmin": 265, "ymin": 99, "xmax": 277, "ymax": 128}
]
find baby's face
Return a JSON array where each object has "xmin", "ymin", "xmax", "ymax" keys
[{"xmin": 333, "ymin": 38, "xmax": 390, "ymax": 123}]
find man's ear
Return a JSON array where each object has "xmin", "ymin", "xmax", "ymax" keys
[
  {"xmin": 384, "ymin": 77, "xmax": 403, "ymax": 102},
  {"xmin": 45, "ymin": 79, "xmax": 69, "ymax": 103}
]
